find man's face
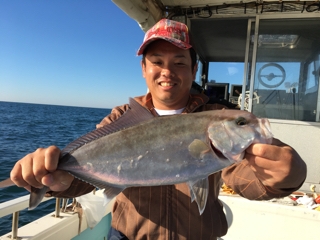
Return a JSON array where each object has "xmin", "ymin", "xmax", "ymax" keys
[{"xmin": 141, "ymin": 40, "xmax": 197, "ymax": 110}]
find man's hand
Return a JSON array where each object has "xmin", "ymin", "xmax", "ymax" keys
[
  {"xmin": 245, "ymin": 138, "xmax": 307, "ymax": 190},
  {"xmin": 10, "ymin": 146, "xmax": 74, "ymax": 192}
]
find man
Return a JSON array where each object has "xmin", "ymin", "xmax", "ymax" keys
[{"xmin": 10, "ymin": 19, "xmax": 306, "ymax": 239}]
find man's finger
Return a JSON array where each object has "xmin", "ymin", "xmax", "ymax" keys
[
  {"xmin": 42, "ymin": 170, "xmax": 74, "ymax": 192},
  {"xmin": 44, "ymin": 146, "xmax": 61, "ymax": 172},
  {"xmin": 10, "ymin": 162, "xmax": 28, "ymax": 188},
  {"xmin": 21, "ymin": 156, "xmax": 43, "ymax": 188},
  {"xmin": 246, "ymin": 143, "xmax": 284, "ymax": 162},
  {"xmin": 246, "ymin": 152, "xmax": 281, "ymax": 171}
]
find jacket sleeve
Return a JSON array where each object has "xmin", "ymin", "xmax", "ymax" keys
[
  {"xmin": 48, "ymin": 104, "xmax": 129, "ymax": 198},
  {"xmin": 221, "ymin": 160, "xmax": 300, "ymax": 200},
  {"xmin": 96, "ymin": 104, "xmax": 130, "ymax": 128}
]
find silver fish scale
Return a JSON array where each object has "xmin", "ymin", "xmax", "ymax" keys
[
  {"xmin": 58, "ymin": 109, "xmax": 271, "ymax": 188},
  {"xmin": 63, "ymin": 115, "xmax": 213, "ymax": 186}
]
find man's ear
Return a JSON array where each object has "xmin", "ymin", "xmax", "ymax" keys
[{"xmin": 141, "ymin": 60, "xmax": 146, "ymax": 78}]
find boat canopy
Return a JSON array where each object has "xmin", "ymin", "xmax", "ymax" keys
[{"xmin": 113, "ymin": 0, "xmax": 320, "ymax": 31}]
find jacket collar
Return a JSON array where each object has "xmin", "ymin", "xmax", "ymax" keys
[{"xmin": 133, "ymin": 92, "xmax": 210, "ymax": 115}]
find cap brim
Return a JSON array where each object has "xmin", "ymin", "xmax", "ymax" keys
[{"xmin": 137, "ymin": 37, "xmax": 192, "ymax": 56}]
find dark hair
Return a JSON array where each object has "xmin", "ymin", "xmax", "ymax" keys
[{"xmin": 141, "ymin": 41, "xmax": 197, "ymax": 72}]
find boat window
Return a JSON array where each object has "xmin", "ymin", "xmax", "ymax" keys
[
  {"xmin": 251, "ymin": 19, "xmax": 320, "ymax": 122},
  {"xmin": 195, "ymin": 60, "xmax": 204, "ymax": 87},
  {"xmin": 190, "ymin": 17, "xmax": 319, "ymax": 121},
  {"xmin": 207, "ymin": 62, "xmax": 244, "ymax": 104},
  {"xmin": 190, "ymin": 18, "xmax": 248, "ymax": 103}
]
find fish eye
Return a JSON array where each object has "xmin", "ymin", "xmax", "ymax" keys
[{"xmin": 235, "ymin": 117, "xmax": 247, "ymax": 126}]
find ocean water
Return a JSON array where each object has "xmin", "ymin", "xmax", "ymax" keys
[{"xmin": 0, "ymin": 101, "xmax": 111, "ymax": 236}]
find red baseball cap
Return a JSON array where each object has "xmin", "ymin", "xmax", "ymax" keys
[{"xmin": 137, "ymin": 19, "xmax": 192, "ymax": 56}]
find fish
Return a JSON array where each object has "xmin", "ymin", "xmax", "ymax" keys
[{"xmin": 0, "ymin": 98, "xmax": 273, "ymax": 214}]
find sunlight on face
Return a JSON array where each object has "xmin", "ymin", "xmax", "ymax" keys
[{"xmin": 141, "ymin": 40, "xmax": 197, "ymax": 110}]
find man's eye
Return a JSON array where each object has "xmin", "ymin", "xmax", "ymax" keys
[{"xmin": 153, "ymin": 61, "xmax": 161, "ymax": 65}]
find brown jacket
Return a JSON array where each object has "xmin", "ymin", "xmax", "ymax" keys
[{"xmin": 50, "ymin": 93, "xmax": 299, "ymax": 239}]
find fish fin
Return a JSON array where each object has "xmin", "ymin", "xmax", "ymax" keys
[
  {"xmin": 70, "ymin": 173, "xmax": 125, "ymax": 201},
  {"xmin": 61, "ymin": 98, "xmax": 154, "ymax": 156},
  {"xmin": 188, "ymin": 178, "xmax": 209, "ymax": 215},
  {"xmin": 188, "ymin": 139, "xmax": 211, "ymax": 159},
  {"xmin": 29, "ymin": 186, "xmax": 49, "ymax": 210},
  {"xmin": 103, "ymin": 186, "xmax": 125, "ymax": 205},
  {"xmin": 188, "ymin": 180, "xmax": 196, "ymax": 203},
  {"xmin": 70, "ymin": 174, "xmax": 107, "ymax": 190},
  {"xmin": 0, "ymin": 178, "xmax": 14, "ymax": 188}
]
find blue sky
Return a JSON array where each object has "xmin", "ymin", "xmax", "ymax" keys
[
  {"xmin": 0, "ymin": 1, "xmax": 147, "ymax": 108},
  {"xmin": 1, "ymin": 1, "xmax": 299, "ymax": 109}
]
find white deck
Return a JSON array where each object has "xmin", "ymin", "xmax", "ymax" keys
[
  {"xmin": 1, "ymin": 192, "xmax": 320, "ymax": 240},
  {"xmin": 220, "ymin": 194, "xmax": 320, "ymax": 240}
]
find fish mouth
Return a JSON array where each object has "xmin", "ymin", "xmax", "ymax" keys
[{"xmin": 211, "ymin": 144, "xmax": 227, "ymax": 160}]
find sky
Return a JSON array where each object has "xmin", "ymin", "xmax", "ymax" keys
[
  {"xmin": 0, "ymin": 0, "xmax": 147, "ymax": 108},
  {"xmin": 0, "ymin": 1, "xmax": 299, "ymax": 109}
]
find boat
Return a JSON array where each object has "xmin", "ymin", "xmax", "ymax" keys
[{"xmin": 1, "ymin": 0, "xmax": 320, "ymax": 239}]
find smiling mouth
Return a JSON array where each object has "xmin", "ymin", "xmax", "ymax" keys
[{"xmin": 159, "ymin": 82, "xmax": 175, "ymax": 87}]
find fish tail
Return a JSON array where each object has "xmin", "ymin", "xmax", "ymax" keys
[
  {"xmin": 0, "ymin": 178, "xmax": 15, "ymax": 188},
  {"xmin": 29, "ymin": 186, "xmax": 49, "ymax": 210}
]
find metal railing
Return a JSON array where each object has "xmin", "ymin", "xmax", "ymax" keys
[{"xmin": 0, "ymin": 195, "xmax": 56, "ymax": 240}]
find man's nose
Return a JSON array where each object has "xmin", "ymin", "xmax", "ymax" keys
[{"xmin": 161, "ymin": 65, "xmax": 175, "ymax": 78}]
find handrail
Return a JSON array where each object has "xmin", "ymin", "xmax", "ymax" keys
[
  {"xmin": 1, "ymin": 191, "xmax": 114, "ymax": 240},
  {"xmin": 1, "ymin": 195, "xmax": 55, "ymax": 239},
  {"xmin": 0, "ymin": 195, "xmax": 53, "ymax": 218},
  {"xmin": 11, "ymin": 211, "xmax": 19, "ymax": 239}
]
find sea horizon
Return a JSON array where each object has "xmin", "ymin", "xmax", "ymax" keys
[
  {"xmin": 0, "ymin": 101, "xmax": 112, "ymax": 236},
  {"xmin": 0, "ymin": 100, "xmax": 111, "ymax": 110}
]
